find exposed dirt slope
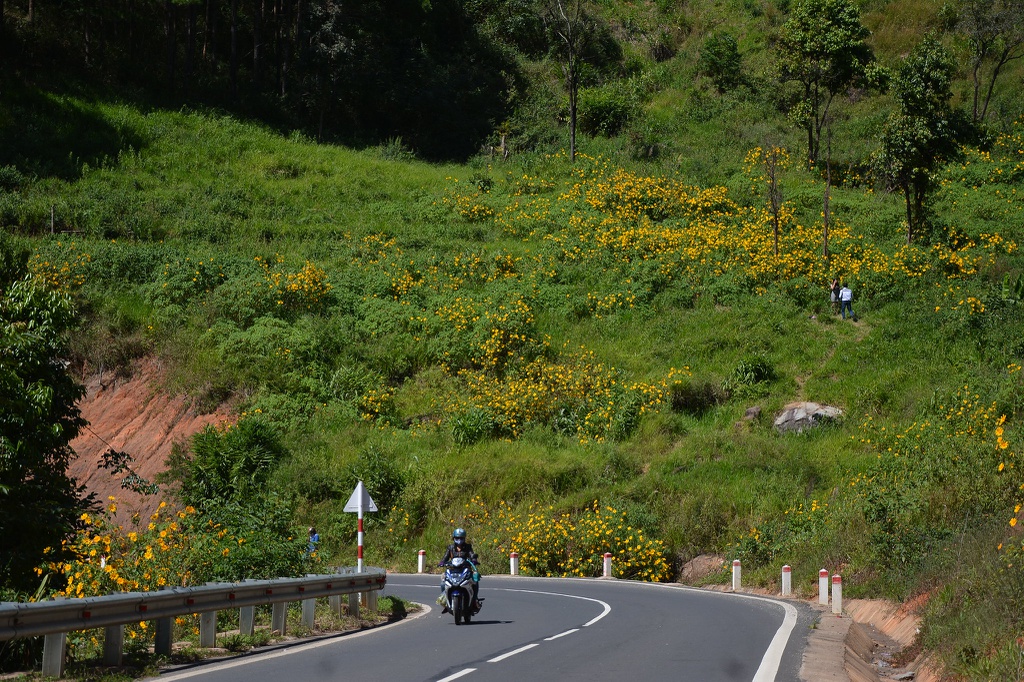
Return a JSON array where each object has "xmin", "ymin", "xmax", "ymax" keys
[{"xmin": 68, "ymin": 358, "xmax": 233, "ymax": 524}]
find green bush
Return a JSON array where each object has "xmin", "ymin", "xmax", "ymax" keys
[
  {"xmin": 723, "ymin": 355, "xmax": 777, "ymax": 396},
  {"xmin": 579, "ymin": 85, "xmax": 635, "ymax": 137},
  {"xmin": 669, "ymin": 379, "xmax": 727, "ymax": 415},
  {"xmin": 698, "ymin": 33, "xmax": 743, "ymax": 93}
]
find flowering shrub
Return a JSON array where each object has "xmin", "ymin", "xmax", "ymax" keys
[
  {"xmin": 255, "ymin": 255, "xmax": 333, "ymax": 313},
  {"xmin": 437, "ymin": 177, "xmax": 496, "ymax": 222},
  {"xmin": 460, "ymin": 497, "xmax": 671, "ymax": 581},
  {"xmin": 443, "ymin": 350, "xmax": 689, "ymax": 443},
  {"xmin": 730, "ymin": 499, "xmax": 836, "ymax": 567},
  {"xmin": 40, "ymin": 496, "xmax": 313, "ymax": 657},
  {"xmin": 852, "ymin": 386, "xmax": 1022, "ymax": 570},
  {"xmin": 29, "ymin": 240, "xmax": 91, "ymax": 291}
]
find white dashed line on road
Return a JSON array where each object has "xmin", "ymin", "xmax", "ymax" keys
[
  {"xmin": 487, "ymin": 643, "xmax": 540, "ymax": 662},
  {"xmin": 544, "ymin": 628, "xmax": 579, "ymax": 641}
]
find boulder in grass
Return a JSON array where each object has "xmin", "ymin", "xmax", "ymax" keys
[{"xmin": 773, "ymin": 401, "xmax": 843, "ymax": 433}]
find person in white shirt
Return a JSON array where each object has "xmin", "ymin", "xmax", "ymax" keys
[{"xmin": 839, "ymin": 283, "xmax": 854, "ymax": 320}]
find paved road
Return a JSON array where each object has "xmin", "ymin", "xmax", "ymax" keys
[{"xmin": 152, "ymin": 574, "xmax": 817, "ymax": 682}]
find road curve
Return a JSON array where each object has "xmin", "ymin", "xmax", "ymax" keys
[{"xmin": 150, "ymin": 574, "xmax": 816, "ymax": 682}]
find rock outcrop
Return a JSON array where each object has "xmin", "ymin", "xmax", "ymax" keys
[{"xmin": 773, "ymin": 401, "xmax": 843, "ymax": 434}]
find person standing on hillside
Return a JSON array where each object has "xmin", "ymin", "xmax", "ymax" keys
[
  {"xmin": 839, "ymin": 283, "xmax": 855, "ymax": 320},
  {"xmin": 307, "ymin": 527, "xmax": 320, "ymax": 554},
  {"xmin": 829, "ymin": 278, "xmax": 841, "ymax": 315}
]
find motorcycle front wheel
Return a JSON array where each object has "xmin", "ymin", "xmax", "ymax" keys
[{"xmin": 453, "ymin": 593, "xmax": 464, "ymax": 625}]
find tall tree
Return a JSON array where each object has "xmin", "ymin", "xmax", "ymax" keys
[
  {"xmin": 745, "ymin": 145, "xmax": 791, "ymax": 258},
  {"xmin": 950, "ymin": 0, "xmax": 1024, "ymax": 123},
  {"xmin": 0, "ymin": 237, "xmax": 95, "ymax": 593},
  {"xmin": 540, "ymin": 0, "xmax": 591, "ymax": 162},
  {"xmin": 875, "ymin": 35, "xmax": 963, "ymax": 245},
  {"xmin": 777, "ymin": 0, "xmax": 873, "ymax": 167}
]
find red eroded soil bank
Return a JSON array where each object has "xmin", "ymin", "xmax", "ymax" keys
[{"xmin": 68, "ymin": 358, "xmax": 233, "ymax": 524}]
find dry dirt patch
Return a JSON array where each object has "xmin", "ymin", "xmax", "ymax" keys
[{"xmin": 69, "ymin": 358, "xmax": 233, "ymax": 523}]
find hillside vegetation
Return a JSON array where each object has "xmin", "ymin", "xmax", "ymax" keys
[{"xmin": 2, "ymin": 0, "xmax": 1024, "ymax": 678}]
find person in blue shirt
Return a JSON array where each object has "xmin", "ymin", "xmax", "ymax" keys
[{"xmin": 307, "ymin": 527, "xmax": 320, "ymax": 554}]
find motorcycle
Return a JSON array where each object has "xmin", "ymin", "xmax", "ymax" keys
[{"xmin": 441, "ymin": 556, "xmax": 481, "ymax": 625}]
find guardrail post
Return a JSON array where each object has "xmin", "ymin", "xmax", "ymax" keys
[
  {"xmin": 200, "ymin": 611, "xmax": 217, "ymax": 648},
  {"xmin": 239, "ymin": 605, "xmax": 255, "ymax": 636},
  {"xmin": 271, "ymin": 602, "xmax": 287, "ymax": 635},
  {"xmin": 603, "ymin": 553, "xmax": 613, "ymax": 578},
  {"xmin": 103, "ymin": 624, "xmax": 124, "ymax": 665},
  {"xmin": 819, "ymin": 569, "xmax": 829, "ymax": 605},
  {"xmin": 301, "ymin": 598, "xmax": 316, "ymax": 629},
  {"xmin": 732, "ymin": 560, "xmax": 741, "ymax": 591},
  {"xmin": 781, "ymin": 565, "xmax": 792, "ymax": 596},
  {"xmin": 329, "ymin": 594, "xmax": 343, "ymax": 617},
  {"xmin": 155, "ymin": 617, "xmax": 173, "ymax": 655},
  {"xmin": 418, "ymin": 550, "xmax": 426, "ymax": 573},
  {"xmin": 366, "ymin": 589, "xmax": 378, "ymax": 612},
  {"xmin": 347, "ymin": 592, "xmax": 360, "ymax": 619},
  {"xmin": 831, "ymin": 575, "xmax": 843, "ymax": 615},
  {"xmin": 42, "ymin": 632, "xmax": 66, "ymax": 678},
  {"xmin": 510, "ymin": 551, "xmax": 519, "ymax": 576}
]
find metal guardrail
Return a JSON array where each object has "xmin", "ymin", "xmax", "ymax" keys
[
  {"xmin": 0, "ymin": 567, "xmax": 387, "ymax": 678},
  {"xmin": 0, "ymin": 567, "xmax": 386, "ymax": 641}
]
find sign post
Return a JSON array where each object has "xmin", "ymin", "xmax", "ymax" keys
[{"xmin": 344, "ymin": 481, "xmax": 378, "ymax": 573}]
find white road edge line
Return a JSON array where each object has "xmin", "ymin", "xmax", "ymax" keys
[
  {"xmin": 637, "ymin": 582, "xmax": 800, "ymax": 682},
  {"xmin": 749, "ymin": 599, "xmax": 799, "ymax": 682},
  {"xmin": 436, "ymin": 668, "xmax": 477, "ymax": 682},
  {"xmin": 487, "ymin": 643, "xmax": 540, "ymax": 662},
  {"xmin": 399, "ymin": 575, "xmax": 799, "ymax": 682},
  {"xmin": 496, "ymin": 588, "xmax": 612, "ymax": 627},
  {"xmin": 146, "ymin": 603, "xmax": 432, "ymax": 682},
  {"xmin": 544, "ymin": 628, "xmax": 579, "ymax": 641}
]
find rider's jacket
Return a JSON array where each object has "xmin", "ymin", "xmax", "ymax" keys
[{"xmin": 439, "ymin": 542, "xmax": 478, "ymax": 566}]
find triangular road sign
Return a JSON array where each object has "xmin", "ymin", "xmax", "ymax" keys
[{"xmin": 344, "ymin": 480, "xmax": 378, "ymax": 513}]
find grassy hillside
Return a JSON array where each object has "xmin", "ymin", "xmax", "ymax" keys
[{"xmin": 3, "ymin": 0, "xmax": 1024, "ymax": 676}]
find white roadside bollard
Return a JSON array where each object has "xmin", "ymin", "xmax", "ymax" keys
[
  {"xmin": 603, "ymin": 552, "xmax": 613, "ymax": 578},
  {"xmin": 781, "ymin": 565, "xmax": 792, "ymax": 596},
  {"xmin": 832, "ymin": 574, "xmax": 843, "ymax": 615},
  {"xmin": 818, "ymin": 568, "xmax": 829, "ymax": 605},
  {"xmin": 732, "ymin": 559, "xmax": 741, "ymax": 591},
  {"xmin": 510, "ymin": 551, "xmax": 520, "ymax": 576},
  {"xmin": 418, "ymin": 549, "xmax": 426, "ymax": 574}
]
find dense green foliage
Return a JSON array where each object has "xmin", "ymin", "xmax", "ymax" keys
[
  {"xmin": 777, "ymin": 0, "xmax": 875, "ymax": 165},
  {"xmin": 876, "ymin": 35, "xmax": 965, "ymax": 244},
  {"xmin": 0, "ymin": 235, "xmax": 95, "ymax": 594},
  {"xmin": 3, "ymin": 0, "xmax": 1024, "ymax": 677}
]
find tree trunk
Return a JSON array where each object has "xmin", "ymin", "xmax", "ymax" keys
[
  {"xmin": 823, "ymin": 128, "xmax": 832, "ymax": 263},
  {"xmin": 275, "ymin": 0, "xmax": 285, "ymax": 96},
  {"xmin": 83, "ymin": 12, "xmax": 90, "ymax": 68},
  {"xmin": 568, "ymin": 72, "xmax": 577, "ymax": 162},
  {"xmin": 230, "ymin": 0, "xmax": 239, "ymax": 102},
  {"xmin": 981, "ymin": 45, "xmax": 1024, "ymax": 122},
  {"xmin": 165, "ymin": 0, "xmax": 176, "ymax": 93},
  {"xmin": 904, "ymin": 184, "xmax": 914, "ymax": 245},
  {"xmin": 203, "ymin": 0, "xmax": 212, "ymax": 60},
  {"xmin": 252, "ymin": 0, "xmax": 263, "ymax": 91},
  {"xmin": 185, "ymin": 3, "xmax": 196, "ymax": 95},
  {"xmin": 971, "ymin": 55, "xmax": 983, "ymax": 121},
  {"xmin": 127, "ymin": 0, "xmax": 136, "ymax": 66}
]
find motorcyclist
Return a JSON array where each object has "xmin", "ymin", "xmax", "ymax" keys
[{"xmin": 438, "ymin": 527, "xmax": 482, "ymax": 611}]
